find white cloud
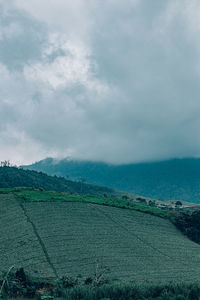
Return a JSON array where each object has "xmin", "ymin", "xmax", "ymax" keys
[
  {"xmin": 0, "ymin": 128, "xmax": 53, "ymax": 166},
  {"xmin": 24, "ymin": 37, "xmax": 90, "ymax": 89},
  {"xmin": 14, "ymin": 0, "xmax": 92, "ymax": 41},
  {"xmin": 24, "ymin": 33, "xmax": 109, "ymax": 93}
]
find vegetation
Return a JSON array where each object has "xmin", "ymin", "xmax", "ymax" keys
[
  {"xmin": 2, "ymin": 167, "xmax": 200, "ymax": 294},
  {"xmin": 3, "ymin": 186, "xmax": 200, "ymax": 244},
  {"xmin": 24, "ymin": 157, "xmax": 200, "ymax": 202},
  {"xmin": 48, "ymin": 282, "xmax": 200, "ymax": 300},
  {"xmin": 0, "ymin": 187, "xmax": 169, "ymax": 218},
  {"xmin": 2, "ymin": 268, "xmax": 200, "ymax": 299},
  {"xmin": 2, "ymin": 186, "xmax": 200, "ymax": 247},
  {"xmin": 173, "ymin": 210, "xmax": 200, "ymax": 244},
  {"xmin": 1, "ymin": 192, "xmax": 200, "ymax": 283},
  {"xmin": 0, "ymin": 166, "xmax": 122, "ymax": 198}
]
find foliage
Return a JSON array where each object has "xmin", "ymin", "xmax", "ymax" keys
[
  {"xmin": 53, "ymin": 282, "xmax": 200, "ymax": 299},
  {"xmin": 0, "ymin": 160, "xmax": 11, "ymax": 167},
  {"xmin": 2, "ymin": 269, "xmax": 200, "ymax": 300},
  {"xmin": 0, "ymin": 166, "xmax": 117, "ymax": 198},
  {"xmin": 173, "ymin": 210, "xmax": 200, "ymax": 244},
  {"xmin": 6, "ymin": 188, "xmax": 169, "ymax": 219},
  {"xmin": 0, "ymin": 267, "xmax": 37, "ymax": 299},
  {"xmin": 24, "ymin": 157, "xmax": 200, "ymax": 203},
  {"xmin": 0, "ymin": 166, "xmax": 170, "ymax": 219},
  {"xmin": 175, "ymin": 201, "xmax": 183, "ymax": 207}
]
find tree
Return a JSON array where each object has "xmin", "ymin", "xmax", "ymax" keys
[
  {"xmin": 175, "ymin": 200, "xmax": 182, "ymax": 207},
  {"xmin": 0, "ymin": 160, "xmax": 11, "ymax": 167},
  {"xmin": 149, "ymin": 200, "xmax": 156, "ymax": 207},
  {"xmin": 136, "ymin": 197, "xmax": 147, "ymax": 204},
  {"xmin": 122, "ymin": 195, "xmax": 129, "ymax": 200}
]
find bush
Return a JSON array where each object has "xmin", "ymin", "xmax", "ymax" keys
[
  {"xmin": 173, "ymin": 210, "xmax": 200, "ymax": 244},
  {"xmin": 2, "ymin": 268, "xmax": 200, "ymax": 300}
]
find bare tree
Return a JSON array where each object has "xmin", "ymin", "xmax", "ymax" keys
[{"xmin": 0, "ymin": 160, "xmax": 11, "ymax": 167}]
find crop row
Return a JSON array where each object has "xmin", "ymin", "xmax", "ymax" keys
[
  {"xmin": 2, "ymin": 194, "xmax": 200, "ymax": 282},
  {"xmin": 0, "ymin": 195, "xmax": 54, "ymax": 277},
  {"xmin": 24, "ymin": 201, "xmax": 200, "ymax": 282}
]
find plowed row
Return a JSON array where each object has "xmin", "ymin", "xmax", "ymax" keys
[
  {"xmin": 0, "ymin": 195, "xmax": 54, "ymax": 277},
  {"xmin": 1, "ymin": 194, "xmax": 200, "ymax": 282}
]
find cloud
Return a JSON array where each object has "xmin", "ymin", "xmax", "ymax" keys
[
  {"xmin": 14, "ymin": 0, "xmax": 93, "ymax": 41},
  {"xmin": 1, "ymin": 0, "xmax": 200, "ymax": 165},
  {"xmin": 0, "ymin": 3, "xmax": 47, "ymax": 70},
  {"xmin": 24, "ymin": 33, "xmax": 108, "ymax": 93}
]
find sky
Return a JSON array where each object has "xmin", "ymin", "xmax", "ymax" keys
[{"xmin": 1, "ymin": 0, "xmax": 200, "ymax": 165}]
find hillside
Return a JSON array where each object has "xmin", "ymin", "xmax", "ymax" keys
[
  {"xmin": 0, "ymin": 166, "xmax": 126, "ymax": 198},
  {"xmin": 1, "ymin": 190, "xmax": 200, "ymax": 283},
  {"xmin": 24, "ymin": 157, "xmax": 200, "ymax": 202}
]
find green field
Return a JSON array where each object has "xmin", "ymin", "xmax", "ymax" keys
[
  {"xmin": 0, "ymin": 188, "xmax": 169, "ymax": 218},
  {"xmin": 1, "ymin": 190, "xmax": 200, "ymax": 284}
]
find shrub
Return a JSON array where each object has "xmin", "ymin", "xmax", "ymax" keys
[{"xmin": 173, "ymin": 210, "xmax": 200, "ymax": 243}]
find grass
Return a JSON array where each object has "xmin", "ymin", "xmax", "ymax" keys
[
  {"xmin": 0, "ymin": 187, "xmax": 169, "ymax": 219},
  {"xmin": 3, "ymin": 267, "xmax": 200, "ymax": 300},
  {"xmin": 48, "ymin": 282, "xmax": 200, "ymax": 300}
]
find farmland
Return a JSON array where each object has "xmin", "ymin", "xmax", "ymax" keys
[
  {"xmin": 1, "ymin": 190, "xmax": 200, "ymax": 284},
  {"xmin": 0, "ymin": 194, "xmax": 54, "ymax": 277}
]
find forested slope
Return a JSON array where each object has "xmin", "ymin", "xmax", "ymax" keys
[
  {"xmin": 0, "ymin": 166, "xmax": 119, "ymax": 198},
  {"xmin": 24, "ymin": 157, "xmax": 200, "ymax": 202}
]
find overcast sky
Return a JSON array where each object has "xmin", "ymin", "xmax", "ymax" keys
[{"xmin": 1, "ymin": 0, "xmax": 200, "ymax": 165}]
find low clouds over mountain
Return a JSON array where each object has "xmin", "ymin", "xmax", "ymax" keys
[{"xmin": 1, "ymin": 1, "xmax": 200, "ymax": 164}]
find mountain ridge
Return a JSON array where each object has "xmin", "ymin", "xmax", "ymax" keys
[
  {"xmin": 0, "ymin": 166, "xmax": 125, "ymax": 198},
  {"xmin": 23, "ymin": 157, "xmax": 200, "ymax": 203}
]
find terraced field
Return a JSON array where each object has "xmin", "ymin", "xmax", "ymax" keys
[{"xmin": 1, "ymin": 193, "xmax": 200, "ymax": 283}]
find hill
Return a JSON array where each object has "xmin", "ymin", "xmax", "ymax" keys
[
  {"xmin": 1, "ymin": 190, "xmax": 200, "ymax": 284},
  {"xmin": 24, "ymin": 157, "xmax": 200, "ymax": 203},
  {"xmin": 0, "ymin": 166, "xmax": 127, "ymax": 198}
]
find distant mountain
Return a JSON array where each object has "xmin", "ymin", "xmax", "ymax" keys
[
  {"xmin": 0, "ymin": 166, "xmax": 123, "ymax": 198},
  {"xmin": 24, "ymin": 158, "xmax": 200, "ymax": 203}
]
